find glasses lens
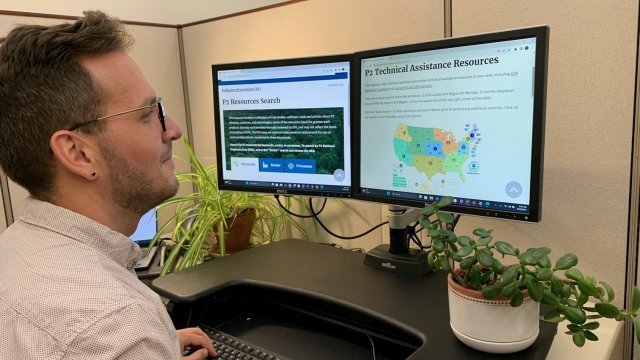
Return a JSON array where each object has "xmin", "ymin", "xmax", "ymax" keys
[{"xmin": 157, "ymin": 100, "xmax": 166, "ymax": 132}]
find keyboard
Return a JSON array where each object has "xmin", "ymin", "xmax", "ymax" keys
[{"xmin": 200, "ymin": 326, "xmax": 291, "ymax": 360}]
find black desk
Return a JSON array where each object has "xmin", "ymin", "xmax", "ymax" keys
[{"xmin": 151, "ymin": 239, "xmax": 556, "ymax": 359}]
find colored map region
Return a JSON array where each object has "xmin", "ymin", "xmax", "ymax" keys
[{"xmin": 393, "ymin": 124, "xmax": 480, "ymax": 189}]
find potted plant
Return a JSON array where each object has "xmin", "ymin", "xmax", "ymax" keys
[
  {"xmin": 419, "ymin": 196, "xmax": 640, "ymax": 353},
  {"xmin": 149, "ymin": 139, "xmax": 305, "ymax": 276}
]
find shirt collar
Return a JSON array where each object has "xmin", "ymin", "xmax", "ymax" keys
[{"xmin": 19, "ymin": 197, "xmax": 141, "ymax": 269}]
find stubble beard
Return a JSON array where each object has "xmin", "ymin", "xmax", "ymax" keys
[{"xmin": 99, "ymin": 143, "xmax": 178, "ymax": 215}]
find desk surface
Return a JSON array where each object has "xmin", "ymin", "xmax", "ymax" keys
[{"xmin": 152, "ymin": 239, "xmax": 557, "ymax": 359}]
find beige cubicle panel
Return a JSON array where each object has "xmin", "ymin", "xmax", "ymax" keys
[
  {"xmin": 180, "ymin": 0, "xmax": 445, "ymax": 249},
  {"xmin": 0, "ymin": 14, "xmax": 188, "ymax": 227},
  {"xmin": 451, "ymin": 0, "xmax": 636, "ymax": 308},
  {"xmin": 452, "ymin": 1, "xmax": 638, "ymax": 358},
  {"xmin": 180, "ymin": 1, "xmax": 639, "ymax": 355}
]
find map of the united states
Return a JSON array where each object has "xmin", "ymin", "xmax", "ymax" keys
[{"xmin": 393, "ymin": 124, "xmax": 477, "ymax": 182}]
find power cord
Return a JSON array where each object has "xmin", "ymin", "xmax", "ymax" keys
[
  {"xmin": 309, "ymin": 198, "xmax": 388, "ymax": 240},
  {"xmin": 274, "ymin": 194, "xmax": 327, "ymax": 218},
  {"xmin": 365, "ymin": 333, "xmax": 377, "ymax": 360}
]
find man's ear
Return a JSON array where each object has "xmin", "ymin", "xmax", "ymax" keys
[{"xmin": 50, "ymin": 130, "xmax": 99, "ymax": 180}]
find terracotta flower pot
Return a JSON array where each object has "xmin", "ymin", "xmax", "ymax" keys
[
  {"xmin": 447, "ymin": 273, "xmax": 539, "ymax": 353},
  {"xmin": 210, "ymin": 209, "xmax": 257, "ymax": 256}
]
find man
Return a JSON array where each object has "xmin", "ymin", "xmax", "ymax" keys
[{"xmin": 0, "ymin": 11, "xmax": 216, "ymax": 359}]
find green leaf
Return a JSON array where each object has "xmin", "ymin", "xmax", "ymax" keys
[
  {"xmin": 518, "ymin": 251, "xmax": 539, "ymax": 265},
  {"xmin": 595, "ymin": 303, "xmax": 620, "ymax": 319},
  {"xmin": 541, "ymin": 290, "xmax": 559, "ymax": 306},
  {"xmin": 577, "ymin": 291, "xmax": 589, "ymax": 307},
  {"xmin": 537, "ymin": 255, "xmax": 551, "ymax": 268},
  {"xmin": 565, "ymin": 268, "xmax": 584, "ymax": 282},
  {"xmin": 480, "ymin": 270, "xmax": 493, "ymax": 284},
  {"xmin": 457, "ymin": 235, "xmax": 471, "ymax": 246},
  {"xmin": 456, "ymin": 245, "xmax": 473, "ymax": 257},
  {"xmin": 541, "ymin": 316, "xmax": 564, "ymax": 323},
  {"xmin": 531, "ymin": 247, "xmax": 551, "ymax": 258},
  {"xmin": 535, "ymin": 268, "xmax": 553, "ymax": 281},
  {"xmin": 459, "ymin": 256, "xmax": 477, "ymax": 270},
  {"xmin": 583, "ymin": 330, "xmax": 598, "ymax": 342},
  {"xmin": 501, "ymin": 265, "xmax": 520, "ymax": 285},
  {"xmin": 561, "ymin": 284, "xmax": 573, "ymax": 299},
  {"xmin": 477, "ymin": 248, "xmax": 494, "ymax": 267},
  {"xmin": 432, "ymin": 239, "xmax": 445, "ymax": 252},
  {"xmin": 563, "ymin": 306, "xmax": 587, "ymax": 324},
  {"xmin": 633, "ymin": 287, "xmax": 640, "ymax": 312},
  {"xmin": 578, "ymin": 280, "xmax": 599, "ymax": 297},
  {"xmin": 554, "ymin": 253, "xmax": 578, "ymax": 271},
  {"xmin": 450, "ymin": 253, "xmax": 463, "ymax": 262},
  {"xmin": 482, "ymin": 284, "xmax": 502, "ymax": 299},
  {"xmin": 476, "ymin": 236, "xmax": 493, "ymax": 246},
  {"xmin": 473, "ymin": 228, "xmax": 492, "ymax": 238},
  {"xmin": 526, "ymin": 278, "xmax": 544, "ymax": 302},
  {"xmin": 427, "ymin": 251, "xmax": 437, "ymax": 270},
  {"xmin": 437, "ymin": 196, "xmax": 453, "ymax": 207},
  {"xmin": 421, "ymin": 206, "xmax": 436, "ymax": 217},
  {"xmin": 501, "ymin": 282, "xmax": 520, "ymax": 297},
  {"xmin": 510, "ymin": 291, "xmax": 524, "ymax": 307},
  {"xmin": 566, "ymin": 324, "xmax": 581, "ymax": 333},
  {"xmin": 491, "ymin": 258, "xmax": 502, "ymax": 273},
  {"xmin": 440, "ymin": 257, "xmax": 452, "ymax": 272},
  {"xmin": 572, "ymin": 332, "xmax": 586, "ymax": 347},
  {"xmin": 633, "ymin": 318, "xmax": 640, "ymax": 345},
  {"xmin": 427, "ymin": 228, "xmax": 441, "ymax": 238},
  {"xmin": 550, "ymin": 275, "xmax": 563, "ymax": 295},
  {"xmin": 581, "ymin": 322, "xmax": 600, "ymax": 330},
  {"xmin": 470, "ymin": 267, "xmax": 481, "ymax": 289},
  {"xmin": 599, "ymin": 281, "xmax": 615, "ymax": 303},
  {"xmin": 445, "ymin": 230, "xmax": 457, "ymax": 243},
  {"xmin": 544, "ymin": 308, "xmax": 564, "ymax": 321},
  {"xmin": 418, "ymin": 217, "xmax": 433, "ymax": 229},
  {"xmin": 437, "ymin": 211, "xmax": 454, "ymax": 224},
  {"xmin": 494, "ymin": 241, "xmax": 518, "ymax": 256}
]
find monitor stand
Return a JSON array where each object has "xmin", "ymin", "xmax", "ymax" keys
[{"xmin": 364, "ymin": 205, "xmax": 431, "ymax": 275}]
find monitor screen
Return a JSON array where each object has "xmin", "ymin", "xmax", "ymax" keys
[
  {"xmin": 213, "ymin": 55, "xmax": 352, "ymax": 198},
  {"xmin": 130, "ymin": 209, "xmax": 157, "ymax": 246},
  {"xmin": 353, "ymin": 26, "xmax": 548, "ymax": 222}
]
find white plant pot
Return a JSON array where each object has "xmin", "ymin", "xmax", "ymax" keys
[{"xmin": 447, "ymin": 273, "xmax": 540, "ymax": 354}]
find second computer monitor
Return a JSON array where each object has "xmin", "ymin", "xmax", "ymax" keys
[
  {"xmin": 353, "ymin": 26, "xmax": 549, "ymax": 222},
  {"xmin": 213, "ymin": 55, "xmax": 352, "ymax": 198}
]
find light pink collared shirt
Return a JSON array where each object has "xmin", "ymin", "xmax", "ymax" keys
[{"xmin": 0, "ymin": 197, "xmax": 181, "ymax": 359}]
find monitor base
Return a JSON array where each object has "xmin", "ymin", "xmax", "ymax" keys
[{"xmin": 364, "ymin": 244, "xmax": 431, "ymax": 275}]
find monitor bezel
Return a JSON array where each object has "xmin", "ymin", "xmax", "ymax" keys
[
  {"xmin": 352, "ymin": 26, "xmax": 549, "ymax": 222},
  {"xmin": 212, "ymin": 54, "xmax": 354, "ymax": 198}
]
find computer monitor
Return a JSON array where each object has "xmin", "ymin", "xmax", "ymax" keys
[
  {"xmin": 212, "ymin": 55, "xmax": 352, "ymax": 198},
  {"xmin": 130, "ymin": 209, "xmax": 157, "ymax": 247},
  {"xmin": 353, "ymin": 26, "xmax": 548, "ymax": 223}
]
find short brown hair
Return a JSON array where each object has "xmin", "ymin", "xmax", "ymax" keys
[{"xmin": 0, "ymin": 10, "xmax": 133, "ymax": 199}]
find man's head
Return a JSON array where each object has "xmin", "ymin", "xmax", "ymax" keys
[{"xmin": 0, "ymin": 11, "xmax": 182, "ymax": 215}]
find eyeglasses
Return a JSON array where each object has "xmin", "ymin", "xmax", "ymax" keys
[{"xmin": 68, "ymin": 97, "xmax": 166, "ymax": 132}]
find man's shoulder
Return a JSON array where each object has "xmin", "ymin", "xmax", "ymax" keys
[{"xmin": 0, "ymin": 225, "xmax": 148, "ymax": 340}]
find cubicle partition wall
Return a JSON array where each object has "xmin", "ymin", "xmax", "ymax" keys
[
  {"xmin": 180, "ymin": 0, "xmax": 446, "ymax": 250},
  {"xmin": 177, "ymin": 1, "xmax": 638, "ymax": 358}
]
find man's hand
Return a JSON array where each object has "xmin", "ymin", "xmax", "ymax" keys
[{"xmin": 177, "ymin": 327, "xmax": 217, "ymax": 360}]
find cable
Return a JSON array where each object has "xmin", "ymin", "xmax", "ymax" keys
[
  {"xmin": 309, "ymin": 198, "xmax": 388, "ymax": 240},
  {"xmin": 273, "ymin": 194, "xmax": 327, "ymax": 218},
  {"xmin": 365, "ymin": 333, "xmax": 377, "ymax": 360}
]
